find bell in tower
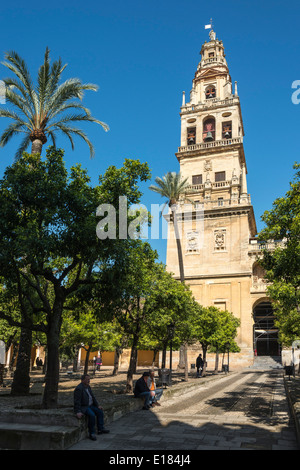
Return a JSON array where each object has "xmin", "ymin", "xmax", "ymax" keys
[{"xmin": 203, "ymin": 118, "xmax": 215, "ymax": 142}]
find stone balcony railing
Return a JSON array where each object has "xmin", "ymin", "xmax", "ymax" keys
[
  {"xmin": 201, "ymin": 56, "xmax": 226, "ymax": 66},
  {"xmin": 180, "ymin": 96, "xmax": 240, "ymax": 115},
  {"xmin": 248, "ymin": 240, "xmax": 286, "ymax": 253},
  {"xmin": 178, "ymin": 137, "xmax": 243, "ymax": 154},
  {"xmin": 188, "ymin": 180, "xmax": 232, "ymax": 192},
  {"xmin": 175, "ymin": 196, "xmax": 252, "ymax": 213},
  {"xmin": 250, "ymin": 278, "xmax": 270, "ymax": 293}
]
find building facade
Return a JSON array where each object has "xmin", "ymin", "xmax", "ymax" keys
[{"xmin": 165, "ymin": 29, "xmax": 280, "ymax": 368}]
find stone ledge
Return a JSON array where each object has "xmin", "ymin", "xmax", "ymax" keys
[
  {"xmin": 0, "ymin": 372, "xmax": 241, "ymax": 450},
  {"xmin": 284, "ymin": 376, "xmax": 300, "ymax": 447}
]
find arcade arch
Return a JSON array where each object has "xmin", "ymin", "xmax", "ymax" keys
[{"xmin": 252, "ymin": 299, "xmax": 280, "ymax": 357}]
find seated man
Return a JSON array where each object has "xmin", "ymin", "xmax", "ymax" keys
[
  {"xmin": 147, "ymin": 370, "xmax": 163, "ymax": 406},
  {"xmin": 74, "ymin": 374, "xmax": 110, "ymax": 440},
  {"xmin": 134, "ymin": 371, "xmax": 155, "ymax": 410}
]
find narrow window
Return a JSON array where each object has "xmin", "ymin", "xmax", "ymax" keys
[
  {"xmin": 192, "ymin": 175, "xmax": 202, "ymax": 185},
  {"xmin": 215, "ymin": 171, "xmax": 226, "ymax": 182}
]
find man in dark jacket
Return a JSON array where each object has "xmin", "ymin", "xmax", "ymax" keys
[
  {"xmin": 134, "ymin": 371, "xmax": 155, "ymax": 410},
  {"xmin": 74, "ymin": 374, "xmax": 109, "ymax": 440},
  {"xmin": 196, "ymin": 354, "xmax": 204, "ymax": 378}
]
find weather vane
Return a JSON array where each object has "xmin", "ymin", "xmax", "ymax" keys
[
  {"xmin": 204, "ymin": 19, "xmax": 216, "ymax": 40},
  {"xmin": 205, "ymin": 18, "xmax": 213, "ymax": 30}
]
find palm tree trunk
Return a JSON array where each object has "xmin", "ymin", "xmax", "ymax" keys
[
  {"xmin": 31, "ymin": 139, "xmax": 43, "ymax": 155},
  {"xmin": 171, "ymin": 204, "xmax": 187, "ymax": 372},
  {"xmin": 170, "ymin": 204, "xmax": 184, "ymax": 283}
]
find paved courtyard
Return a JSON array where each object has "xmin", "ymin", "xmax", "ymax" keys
[{"xmin": 69, "ymin": 369, "xmax": 299, "ymax": 451}]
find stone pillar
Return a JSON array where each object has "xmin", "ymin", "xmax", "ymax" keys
[{"xmin": 240, "ymin": 164, "xmax": 248, "ymax": 203}]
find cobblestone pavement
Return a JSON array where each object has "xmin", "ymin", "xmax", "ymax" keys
[{"xmin": 69, "ymin": 369, "xmax": 299, "ymax": 451}]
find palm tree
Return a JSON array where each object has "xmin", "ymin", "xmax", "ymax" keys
[
  {"xmin": 149, "ymin": 171, "xmax": 192, "ymax": 282},
  {"xmin": 0, "ymin": 48, "xmax": 109, "ymax": 158},
  {"xmin": 150, "ymin": 172, "xmax": 193, "ymax": 378}
]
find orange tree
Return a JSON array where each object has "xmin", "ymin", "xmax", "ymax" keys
[{"xmin": 0, "ymin": 148, "xmax": 151, "ymax": 407}]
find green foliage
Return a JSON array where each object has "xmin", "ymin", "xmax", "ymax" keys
[
  {"xmin": 191, "ymin": 305, "xmax": 240, "ymax": 353},
  {"xmin": 0, "ymin": 146, "xmax": 152, "ymax": 405},
  {"xmin": 0, "ymin": 48, "xmax": 109, "ymax": 158},
  {"xmin": 140, "ymin": 269, "xmax": 198, "ymax": 351},
  {"xmin": 258, "ymin": 163, "xmax": 300, "ymax": 346},
  {"xmin": 149, "ymin": 171, "xmax": 192, "ymax": 283},
  {"xmin": 149, "ymin": 171, "xmax": 191, "ymax": 209}
]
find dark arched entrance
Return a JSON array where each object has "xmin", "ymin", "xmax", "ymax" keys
[{"xmin": 253, "ymin": 301, "xmax": 280, "ymax": 356}]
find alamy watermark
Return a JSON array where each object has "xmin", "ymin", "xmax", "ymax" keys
[
  {"xmin": 0, "ymin": 81, "xmax": 5, "ymax": 104},
  {"xmin": 0, "ymin": 340, "xmax": 5, "ymax": 365},
  {"xmin": 96, "ymin": 197, "xmax": 204, "ymax": 247},
  {"xmin": 291, "ymin": 80, "xmax": 300, "ymax": 104}
]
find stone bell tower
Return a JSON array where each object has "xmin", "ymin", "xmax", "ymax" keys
[{"xmin": 166, "ymin": 28, "xmax": 258, "ymax": 367}]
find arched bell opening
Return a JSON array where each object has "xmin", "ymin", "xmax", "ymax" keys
[
  {"xmin": 203, "ymin": 117, "xmax": 215, "ymax": 142},
  {"xmin": 205, "ymin": 85, "xmax": 216, "ymax": 100}
]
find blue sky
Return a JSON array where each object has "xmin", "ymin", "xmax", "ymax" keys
[{"xmin": 0, "ymin": 0, "xmax": 299, "ymax": 263}]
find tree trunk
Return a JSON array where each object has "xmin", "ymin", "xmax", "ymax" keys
[
  {"xmin": 126, "ymin": 336, "xmax": 139, "ymax": 393},
  {"xmin": 152, "ymin": 349, "xmax": 158, "ymax": 369},
  {"xmin": 162, "ymin": 347, "xmax": 167, "ymax": 369},
  {"xmin": 112, "ymin": 347, "xmax": 122, "ymax": 376},
  {"xmin": 214, "ymin": 350, "xmax": 219, "ymax": 374},
  {"xmin": 42, "ymin": 301, "xmax": 63, "ymax": 409},
  {"xmin": 171, "ymin": 204, "xmax": 187, "ymax": 370},
  {"xmin": 202, "ymin": 345, "xmax": 207, "ymax": 377},
  {"xmin": 184, "ymin": 343, "xmax": 189, "ymax": 381},
  {"xmin": 31, "ymin": 139, "xmax": 43, "ymax": 155},
  {"xmin": 84, "ymin": 345, "xmax": 92, "ymax": 375},
  {"xmin": 72, "ymin": 345, "xmax": 80, "ymax": 372},
  {"xmin": 171, "ymin": 204, "xmax": 184, "ymax": 283},
  {"xmin": 11, "ymin": 325, "xmax": 32, "ymax": 396},
  {"xmin": 9, "ymin": 341, "xmax": 18, "ymax": 371}
]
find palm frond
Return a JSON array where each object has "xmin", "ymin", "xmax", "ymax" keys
[
  {"xmin": 47, "ymin": 112, "xmax": 109, "ymax": 132},
  {"xmin": 4, "ymin": 86, "xmax": 34, "ymax": 123},
  {"xmin": 46, "ymin": 101, "xmax": 91, "ymax": 120},
  {"xmin": 2, "ymin": 51, "xmax": 38, "ymax": 114},
  {"xmin": 37, "ymin": 47, "xmax": 51, "ymax": 114},
  {"xmin": 15, "ymin": 134, "xmax": 31, "ymax": 160},
  {"xmin": 0, "ymin": 121, "xmax": 25, "ymax": 147},
  {"xmin": 52, "ymin": 123, "xmax": 94, "ymax": 157},
  {"xmin": 150, "ymin": 172, "xmax": 190, "ymax": 204},
  {"xmin": 0, "ymin": 108, "xmax": 29, "ymax": 127},
  {"xmin": 0, "ymin": 48, "xmax": 108, "ymax": 157}
]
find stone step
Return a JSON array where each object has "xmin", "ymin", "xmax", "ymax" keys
[
  {"xmin": 250, "ymin": 356, "xmax": 283, "ymax": 370},
  {"xmin": 0, "ymin": 396, "xmax": 145, "ymax": 449},
  {"xmin": 0, "ymin": 422, "xmax": 80, "ymax": 450}
]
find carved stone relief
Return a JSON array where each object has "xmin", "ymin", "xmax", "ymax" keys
[{"xmin": 214, "ymin": 229, "xmax": 226, "ymax": 250}]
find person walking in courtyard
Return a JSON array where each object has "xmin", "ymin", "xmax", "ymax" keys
[
  {"xmin": 74, "ymin": 374, "xmax": 110, "ymax": 440},
  {"xmin": 147, "ymin": 370, "xmax": 163, "ymax": 406},
  {"xmin": 95, "ymin": 354, "xmax": 102, "ymax": 371},
  {"xmin": 134, "ymin": 371, "xmax": 155, "ymax": 410},
  {"xmin": 196, "ymin": 353, "xmax": 204, "ymax": 378}
]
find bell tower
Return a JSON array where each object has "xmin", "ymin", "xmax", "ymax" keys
[{"xmin": 166, "ymin": 28, "xmax": 258, "ymax": 367}]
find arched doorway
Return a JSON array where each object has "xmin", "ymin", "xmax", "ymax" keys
[{"xmin": 253, "ymin": 300, "xmax": 280, "ymax": 356}]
